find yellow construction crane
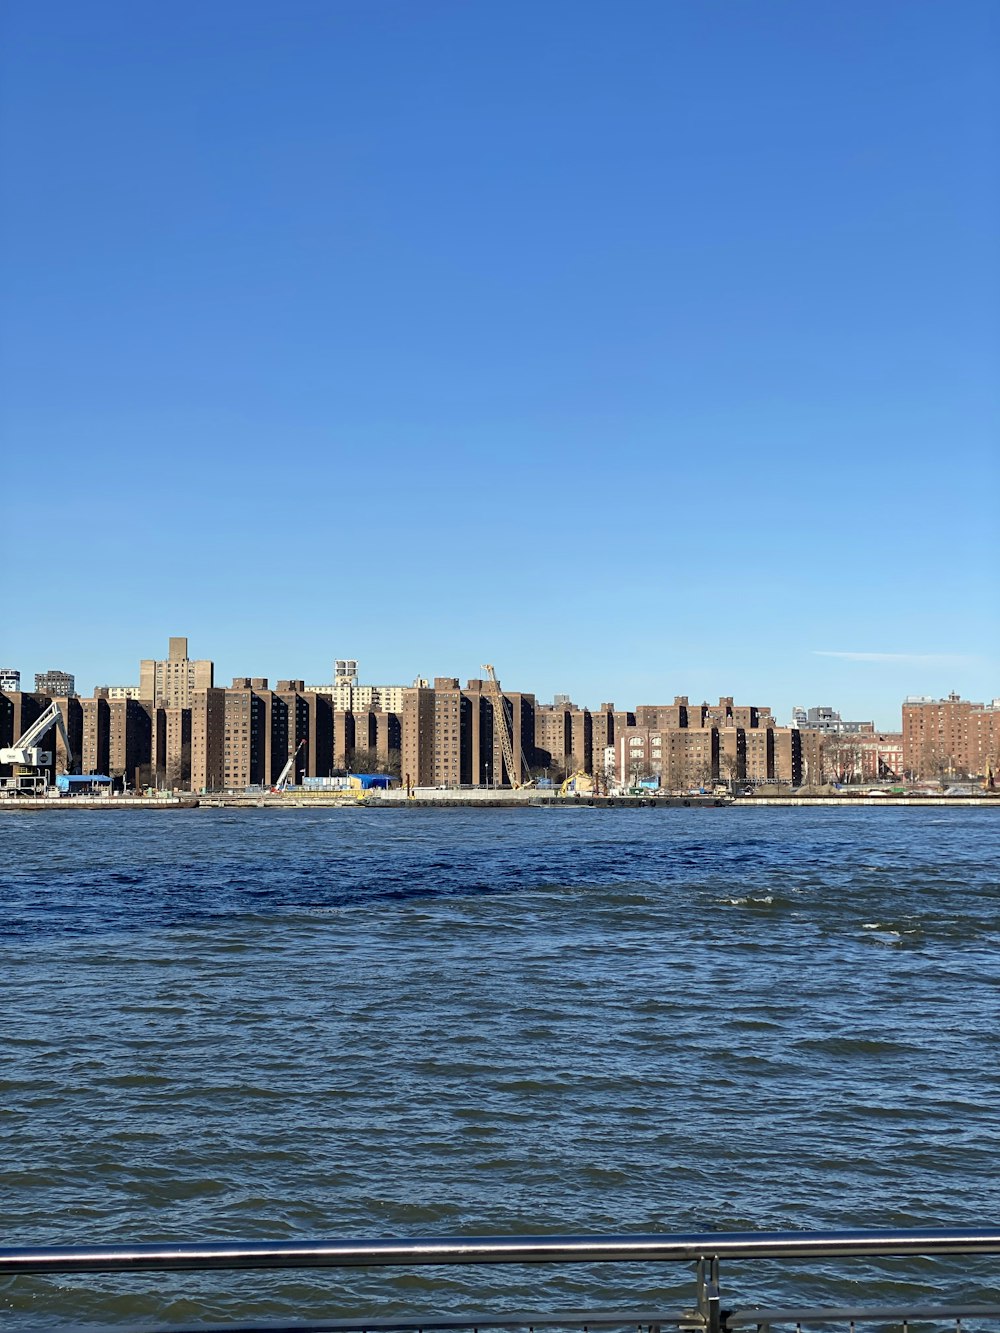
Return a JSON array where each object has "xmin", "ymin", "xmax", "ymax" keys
[{"xmin": 482, "ymin": 663, "xmax": 526, "ymax": 790}]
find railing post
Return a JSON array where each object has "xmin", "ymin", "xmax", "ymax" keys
[{"xmin": 696, "ymin": 1256, "xmax": 722, "ymax": 1333}]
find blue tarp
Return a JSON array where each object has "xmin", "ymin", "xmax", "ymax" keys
[{"xmin": 56, "ymin": 774, "xmax": 112, "ymax": 792}]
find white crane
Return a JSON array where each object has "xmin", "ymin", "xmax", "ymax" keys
[
  {"xmin": 0, "ymin": 701, "xmax": 74, "ymax": 793},
  {"xmin": 273, "ymin": 737, "xmax": 306, "ymax": 793}
]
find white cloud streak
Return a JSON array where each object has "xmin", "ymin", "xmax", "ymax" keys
[{"xmin": 813, "ymin": 651, "xmax": 977, "ymax": 665}]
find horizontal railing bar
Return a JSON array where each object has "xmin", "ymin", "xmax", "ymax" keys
[
  {"xmin": 727, "ymin": 1303, "xmax": 1000, "ymax": 1327},
  {"xmin": 87, "ymin": 1312, "xmax": 687, "ymax": 1333},
  {"xmin": 3, "ymin": 1228, "xmax": 1000, "ymax": 1275}
]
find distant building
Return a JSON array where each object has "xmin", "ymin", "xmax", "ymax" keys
[
  {"xmin": 81, "ymin": 696, "xmax": 110, "ymax": 775},
  {"xmin": 857, "ymin": 733, "xmax": 904, "ymax": 782},
  {"xmin": 223, "ymin": 682, "xmax": 265, "ymax": 789},
  {"xmin": 535, "ymin": 699, "xmax": 592, "ymax": 776},
  {"xmin": 817, "ymin": 730, "xmax": 904, "ymax": 783},
  {"xmin": 902, "ymin": 693, "xmax": 1000, "ymax": 779},
  {"xmin": 790, "ymin": 705, "xmax": 873, "ymax": 734},
  {"xmin": 0, "ymin": 668, "xmax": 20, "ymax": 693},
  {"xmin": 189, "ymin": 688, "xmax": 225, "ymax": 792},
  {"xmin": 139, "ymin": 637, "xmax": 213, "ymax": 708},
  {"xmin": 34, "ymin": 669, "xmax": 76, "ymax": 697},
  {"xmin": 108, "ymin": 698, "xmax": 153, "ymax": 790},
  {"xmin": 94, "ymin": 685, "xmax": 142, "ymax": 700},
  {"xmin": 303, "ymin": 661, "xmax": 407, "ymax": 713},
  {"xmin": 616, "ymin": 697, "xmax": 801, "ymax": 789}
]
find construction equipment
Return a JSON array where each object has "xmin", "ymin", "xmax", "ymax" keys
[
  {"xmin": 559, "ymin": 769, "xmax": 594, "ymax": 797},
  {"xmin": 482, "ymin": 663, "xmax": 531, "ymax": 790},
  {"xmin": 272, "ymin": 738, "xmax": 306, "ymax": 793},
  {"xmin": 0, "ymin": 701, "xmax": 74, "ymax": 794}
]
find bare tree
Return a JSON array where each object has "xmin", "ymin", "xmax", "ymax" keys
[
  {"xmin": 823, "ymin": 734, "xmax": 863, "ymax": 784},
  {"xmin": 345, "ymin": 747, "xmax": 401, "ymax": 777},
  {"xmin": 719, "ymin": 748, "xmax": 742, "ymax": 793},
  {"xmin": 919, "ymin": 739, "xmax": 954, "ymax": 786}
]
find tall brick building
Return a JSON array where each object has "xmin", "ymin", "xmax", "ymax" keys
[
  {"xmin": 617, "ymin": 696, "xmax": 802, "ymax": 789},
  {"xmin": 902, "ymin": 694, "xmax": 1000, "ymax": 779}
]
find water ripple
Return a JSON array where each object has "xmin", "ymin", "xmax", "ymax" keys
[{"xmin": 1, "ymin": 806, "xmax": 998, "ymax": 1326}]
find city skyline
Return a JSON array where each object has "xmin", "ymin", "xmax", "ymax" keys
[
  {"xmin": 5, "ymin": 634, "xmax": 997, "ymax": 793},
  {"xmin": 2, "ymin": 2, "xmax": 997, "ymax": 728},
  {"xmin": 3, "ymin": 637, "xmax": 997, "ymax": 735}
]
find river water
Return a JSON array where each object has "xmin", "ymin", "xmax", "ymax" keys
[{"xmin": 2, "ymin": 806, "xmax": 998, "ymax": 1327}]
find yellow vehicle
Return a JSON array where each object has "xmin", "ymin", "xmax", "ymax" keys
[{"xmin": 560, "ymin": 770, "xmax": 594, "ymax": 796}]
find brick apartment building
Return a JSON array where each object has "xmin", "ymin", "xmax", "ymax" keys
[
  {"xmin": 902, "ymin": 694, "xmax": 1000, "ymax": 779},
  {"xmin": 617, "ymin": 697, "xmax": 803, "ymax": 789},
  {"xmin": 534, "ymin": 699, "xmax": 594, "ymax": 778},
  {"xmin": 399, "ymin": 676, "xmax": 533, "ymax": 789}
]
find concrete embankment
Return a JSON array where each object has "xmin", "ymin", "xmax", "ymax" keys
[
  {"xmin": 735, "ymin": 794, "xmax": 998, "ymax": 808},
  {"xmin": 197, "ymin": 792, "xmax": 730, "ymax": 809},
  {"xmin": 3, "ymin": 793, "xmax": 996, "ymax": 811},
  {"xmin": 0, "ymin": 796, "xmax": 199, "ymax": 811},
  {"xmin": 368, "ymin": 794, "xmax": 730, "ymax": 809}
]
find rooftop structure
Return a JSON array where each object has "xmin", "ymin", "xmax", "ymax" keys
[{"xmin": 790, "ymin": 705, "xmax": 873, "ymax": 734}]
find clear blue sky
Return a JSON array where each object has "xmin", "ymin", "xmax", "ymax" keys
[{"xmin": 2, "ymin": 0, "xmax": 997, "ymax": 728}]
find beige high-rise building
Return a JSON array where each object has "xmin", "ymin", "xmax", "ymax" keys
[
  {"xmin": 303, "ymin": 661, "xmax": 405, "ymax": 715},
  {"xmin": 139, "ymin": 637, "xmax": 213, "ymax": 708}
]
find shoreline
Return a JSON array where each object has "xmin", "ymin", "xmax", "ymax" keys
[{"xmin": 1, "ymin": 793, "xmax": 997, "ymax": 811}]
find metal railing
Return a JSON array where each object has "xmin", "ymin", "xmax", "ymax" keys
[{"xmin": 2, "ymin": 1228, "xmax": 999, "ymax": 1332}]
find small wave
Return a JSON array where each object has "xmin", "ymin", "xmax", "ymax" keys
[
  {"xmin": 720, "ymin": 893, "xmax": 798, "ymax": 908},
  {"xmin": 796, "ymin": 1035, "xmax": 914, "ymax": 1056},
  {"xmin": 862, "ymin": 929, "xmax": 905, "ymax": 945}
]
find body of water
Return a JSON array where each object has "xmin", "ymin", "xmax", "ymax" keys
[{"xmin": 1, "ymin": 806, "xmax": 998, "ymax": 1326}]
